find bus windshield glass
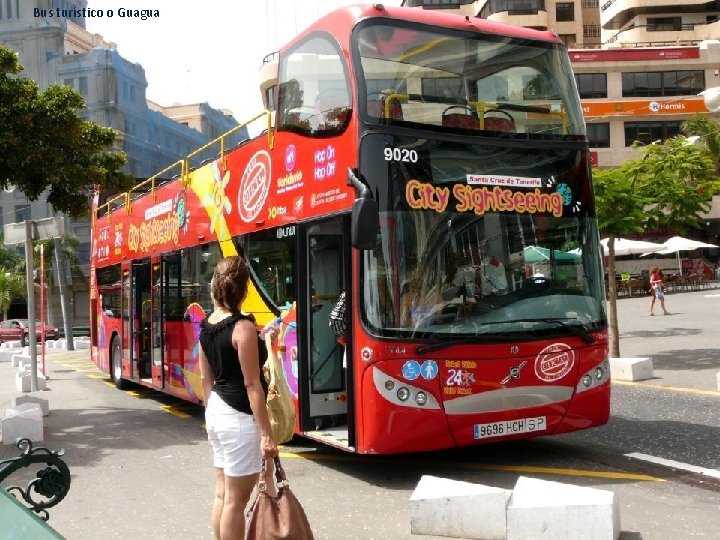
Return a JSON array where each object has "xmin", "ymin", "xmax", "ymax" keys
[
  {"xmin": 356, "ymin": 22, "xmax": 585, "ymax": 137},
  {"xmin": 359, "ymin": 133, "xmax": 606, "ymax": 341}
]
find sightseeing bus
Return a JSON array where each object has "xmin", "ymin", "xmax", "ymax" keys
[{"xmin": 90, "ymin": 4, "xmax": 609, "ymax": 454}]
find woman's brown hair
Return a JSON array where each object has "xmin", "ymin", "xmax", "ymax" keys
[
  {"xmin": 211, "ymin": 256, "xmax": 250, "ymax": 313},
  {"xmin": 650, "ymin": 266, "xmax": 659, "ymax": 274}
]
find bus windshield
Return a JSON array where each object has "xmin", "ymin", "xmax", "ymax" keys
[
  {"xmin": 359, "ymin": 133, "xmax": 606, "ymax": 341},
  {"xmin": 356, "ymin": 21, "xmax": 585, "ymax": 137}
]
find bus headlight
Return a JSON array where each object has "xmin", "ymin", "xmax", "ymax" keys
[
  {"xmin": 384, "ymin": 380, "xmax": 395, "ymax": 391},
  {"xmin": 582, "ymin": 375, "xmax": 592, "ymax": 387},
  {"xmin": 595, "ymin": 366, "xmax": 604, "ymax": 380},
  {"xmin": 415, "ymin": 391, "xmax": 428, "ymax": 406},
  {"xmin": 397, "ymin": 387, "xmax": 410, "ymax": 401}
]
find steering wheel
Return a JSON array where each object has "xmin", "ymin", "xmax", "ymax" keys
[
  {"xmin": 442, "ymin": 105, "xmax": 477, "ymax": 117},
  {"xmin": 315, "ymin": 88, "xmax": 349, "ymax": 111}
]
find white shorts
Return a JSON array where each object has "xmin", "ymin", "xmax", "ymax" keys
[{"xmin": 205, "ymin": 392, "xmax": 261, "ymax": 477}]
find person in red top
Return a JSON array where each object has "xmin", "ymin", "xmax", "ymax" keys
[
  {"xmin": 649, "ymin": 266, "xmax": 670, "ymax": 316},
  {"xmin": 199, "ymin": 256, "xmax": 278, "ymax": 540}
]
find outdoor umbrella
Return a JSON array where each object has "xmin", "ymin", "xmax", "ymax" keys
[
  {"xmin": 522, "ymin": 246, "xmax": 579, "ymax": 263},
  {"xmin": 652, "ymin": 236, "xmax": 719, "ymax": 275},
  {"xmin": 600, "ymin": 237, "xmax": 665, "ymax": 256}
]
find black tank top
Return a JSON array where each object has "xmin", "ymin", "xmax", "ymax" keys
[{"xmin": 199, "ymin": 313, "xmax": 268, "ymax": 415}]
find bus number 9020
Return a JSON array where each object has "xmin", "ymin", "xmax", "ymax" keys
[{"xmin": 384, "ymin": 147, "xmax": 419, "ymax": 163}]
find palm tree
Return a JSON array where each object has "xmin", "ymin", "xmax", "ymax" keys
[
  {"xmin": 34, "ymin": 235, "xmax": 81, "ymax": 287},
  {"xmin": 0, "ymin": 266, "xmax": 26, "ymax": 320}
]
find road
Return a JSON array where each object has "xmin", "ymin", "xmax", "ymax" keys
[{"xmin": 1, "ymin": 288, "xmax": 719, "ymax": 539}]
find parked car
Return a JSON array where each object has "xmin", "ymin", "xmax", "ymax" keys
[{"xmin": 0, "ymin": 319, "xmax": 59, "ymax": 345}]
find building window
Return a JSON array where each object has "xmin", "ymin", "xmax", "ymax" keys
[
  {"xmin": 647, "ymin": 17, "xmax": 682, "ymax": 32},
  {"xmin": 622, "ymin": 71, "xmax": 704, "ymax": 97},
  {"xmin": 624, "ymin": 121, "xmax": 682, "ymax": 146},
  {"xmin": 421, "ymin": 77, "xmax": 463, "ymax": 100},
  {"xmin": 478, "ymin": 0, "xmax": 546, "ymax": 19},
  {"xmin": 556, "ymin": 2, "xmax": 574, "ymax": 22},
  {"xmin": 130, "ymin": 85, "xmax": 136, "ymax": 103},
  {"xmin": 14, "ymin": 205, "xmax": 30, "ymax": 222},
  {"xmin": 575, "ymin": 73, "xmax": 607, "ymax": 98},
  {"xmin": 63, "ymin": 78, "xmax": 74, "ymax": 88},
  {"xmin": 558, "ymin": 34, "xmax": 576, "ymax": 47},
  {"xmin": 586, "ymin": 123, "xmax": 610, "ymax": 148},
  {"xmin": 5, "ymin": 0, "xmax": 12, "ymax": 19},
  {"xmin": 78, "ymin": 76, "xmax": 88, "ymax": 97},
  {"xmin": 581, "ymin": 0, "xmax": 598, "ymax": 7},
  {"xmin": 583, "ymin": 24, "xmax": 600, "ymax": 38}
]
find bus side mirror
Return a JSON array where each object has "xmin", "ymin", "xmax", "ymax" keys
[
  {"xmin": 347, "ymin": 168, "xmax": 378, "ymax": 250},
  {"xmin": 351, "ymin": 198, "xmax": 378, "ymax": 250}
]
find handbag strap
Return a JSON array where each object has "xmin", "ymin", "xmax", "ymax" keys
[{"xmin": 257, "ymin": 457, "xmax": 289, "ymax": 493}]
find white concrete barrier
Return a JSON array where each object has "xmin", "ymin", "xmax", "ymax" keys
[
  {"xmin": 506, "ymin": 477, "xmax": 619, "ymax": 540},
  {"xmin": 609, "ymin": 357, "xmax": 654, "ymax": 381},
  {"xmin": 410, "ymin": 475, "xmax": 510, "ymax": 539},
  {"xmin": 716, "ymin": 372, "xmax": 720, "ymax": 391},
  {"xmin": 12, "ymin": 395, "xmax": 49, "ymax": 416},
  {"xmin": 1, "ymin": 403, "xmax": 44, "ymax": 444},
  {"xmin": 0, "ymin": 349, "xmax": 17, "ymax": 363},
  {"xmin": 0, "ymin": 340, "xmax": 21, "ymax": 349},
  {"xmin": 11, "ymin": 353, "xmax": 28, "ymax": 368},
  {"xmin": 15, "ymin": 370, "xmax": 47, "ymax": 392},
  {"xmin": 75, "ymin": 340, "xmax": 90, "ymax": 350}
]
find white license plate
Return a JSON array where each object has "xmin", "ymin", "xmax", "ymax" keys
[{"xmin": 473, "ymin": 416, "xmax": 547, "ymax": 440}]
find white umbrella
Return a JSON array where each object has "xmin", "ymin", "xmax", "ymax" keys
[
  {"xmin": 601, "ymin": 237, "xmax": 666, "ymax": 256},
  {"xmin": 653, "ymin": 236, "xmax": 719, "ymax": 275}
]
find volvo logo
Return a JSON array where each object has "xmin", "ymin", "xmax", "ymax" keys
[
  {"xmin": 501, "ymin": 361, "xmax": 527, "ymax": 385},
  {"xmin": 510, "ymin": 345, "xmax": 519, "ymax": 355}
]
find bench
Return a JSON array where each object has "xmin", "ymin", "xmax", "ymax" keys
[{"xmin": 0, "ymin": 438, "xmax": 70, "ymax": 534}]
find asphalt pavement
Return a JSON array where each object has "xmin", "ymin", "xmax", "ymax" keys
[{"xmin": 0, "ymin": 286, "xmax": 719, "ymax": 539}]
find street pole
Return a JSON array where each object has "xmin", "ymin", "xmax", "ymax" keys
[
  {"xmin": 53, "ymin": 235, "xmax": 74, "ymax": 351},
  {"xmin": 24, "ymin": 220, "xmax": 38, "ymax": 392}
]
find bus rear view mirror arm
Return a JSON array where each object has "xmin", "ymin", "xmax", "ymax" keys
[{"xmin": 347, "ymin": 168, "xmax": 378, "ymax": 250}]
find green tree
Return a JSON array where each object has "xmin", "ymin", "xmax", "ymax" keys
[
  {"xmin": 0, "ymin": 45, "xmax": 134, "ymax": 217},
  {"xmin": 0, "ymin": 266, "xmax": 26, "ymax": 320},
  {"xmin": 682, "ymin": 114, "xmax": 720, "ymax": 173},
  {"xmin": 594, "ymin": 136, "xmax": 719, "ymax": 357}
]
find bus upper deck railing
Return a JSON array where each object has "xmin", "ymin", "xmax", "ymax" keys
[{"xmin": 97, "ymin": 110, "xmax": 274, "ymax": 219}]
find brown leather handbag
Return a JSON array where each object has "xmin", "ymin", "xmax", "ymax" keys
[{"xmin": 245, "ymin": 457, "xmax": 314, "ymax": 540}]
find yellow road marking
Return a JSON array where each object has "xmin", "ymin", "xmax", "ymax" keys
[
  {"xmin": 278, "ymin": 451, "xmax": 663, "ymax": 482},
  {"xmin": 86, "ymin": 374, "xmax": 110, "ymax": 380},
  {"xmin": 103, "ymin": 381, "xmax": 115, "ymax": 388},
  {"xmin": 160, "ymin": 405, "xmax": 192, "ymax": 419},
  {"xmin": 613, "ymin": 379, "xmax": 720, "ymax": 397}
]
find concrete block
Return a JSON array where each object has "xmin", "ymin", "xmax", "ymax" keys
[
  {"xmin": 12, "ymin": 395, "xmax": 49, "ymax": 416},
  {"xmin": 609, "ymin": 357, "xmax": 654, "ymax": 381},
  {"xmin": 0, "ymin": 349, "xmax": 17, "ymax": 363},
  {"xmin": 1, "ymin": 403, "xmax": 44, "ymax": 444},
  {"xmin": 15, "ymin": 370, "xmax": 47, "ymax": 392},
  {"xmin": 410, "ymin": 475, "xmax": 510, "ymax": 539},
  {"xmin": 11, "ymin": 353, "xmax": 27, "ymax": 368},
  {"xmin": 506, "ymin": 476, "xmax": 619, "ymax": 540},
  {"xmin": 75, "ymin": 340, "xmax": 90, "ymax": 350}
]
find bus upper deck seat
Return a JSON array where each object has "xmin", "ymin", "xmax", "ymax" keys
[
  {"xmin": 367, "ymin": 97, "xmax": 403, "ymax": 120},
  {"xmin": 483, "ymin": 109, "xmax": 516, "ymax": 133},
  {"xmin": 442, "ymin": 113, "xmax": 480, "ymax": 129}
]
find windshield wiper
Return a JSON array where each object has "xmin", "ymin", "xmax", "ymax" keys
[
  {"xmin": 416, "ymin": 338, "xmax": 484, "ymax": 355},
  {"xmin": 510, "ymin": 318, "xmax": 595, "ymax": 344}
]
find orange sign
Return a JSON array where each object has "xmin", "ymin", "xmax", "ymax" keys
[{"xmin": 582, "ymin": 98, "xmax": 708, "ymax": 118}]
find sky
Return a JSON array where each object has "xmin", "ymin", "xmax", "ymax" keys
[{"xmin": 85, "ymin": 0, "xmax": 403, "ymax": 123}]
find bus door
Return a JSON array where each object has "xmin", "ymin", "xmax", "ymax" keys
[
  {"xmin": 301, "ymin": 217, "xmax": 349, "ymax": 433},
  {"xmin": 132, "ymin": 259, "xmax": 152, "ymax": 381},
  {"xmin": 150, "ymin": 259, "xmax": 163, "ymax": 388}
]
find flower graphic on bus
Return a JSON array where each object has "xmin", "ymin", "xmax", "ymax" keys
[
  {"xmin": 204, "ymin": 160, "xmax": 232, "ymax": 239},
  {"xmin": 175, "ymin": 193, "xmax": 190, "ymax": 234}
]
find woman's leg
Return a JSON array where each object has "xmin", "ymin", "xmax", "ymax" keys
[
  {"xmin": 212, "ymin": 468, "xmax": 225, "ymax": 539},
  {"xmin": 660, "ymin": 296, "xmax": 669, "ymax": 315},
  {"xmin": 219, "ymin": 474, "xmax": 257, "ymax": 540},
  {"xmin": 649, "ymin": 295, "xmax": 656, "ymax": 314}
]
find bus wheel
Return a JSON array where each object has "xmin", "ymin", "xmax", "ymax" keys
[{"xmin": 111, "ymin": 335, "xmax": 129, "ymax": 390}]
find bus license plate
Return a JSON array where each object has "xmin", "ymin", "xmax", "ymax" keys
[{"xmin": 473, "ymin": 416, "xmax": 547, "ymax": 439}]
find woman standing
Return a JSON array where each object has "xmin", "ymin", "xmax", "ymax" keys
[
  {"xmin": 199, "ymin": 256, "xmax": 278, "ymax": 540},
  {"xmin": 649, "ymin": 266, "xmax": 670, "ymax": 316}
]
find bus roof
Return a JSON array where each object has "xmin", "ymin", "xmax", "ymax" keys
[{"xmin": 280, "ymin": 4, "xmax": 563, "ymax": 55}]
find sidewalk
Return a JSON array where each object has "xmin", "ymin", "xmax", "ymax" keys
[{"xmin": 614, "ymin": 287, "xmax": 720, "ymax": 391}]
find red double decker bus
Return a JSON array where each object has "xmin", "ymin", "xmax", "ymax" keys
[{"xmin": 90, "ymin": 4, "xmax": 609, "ymax": 454}]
